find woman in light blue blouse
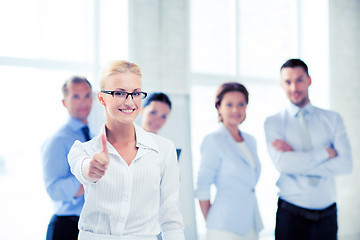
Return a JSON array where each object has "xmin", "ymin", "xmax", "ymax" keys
[{"xmin": 196, "ymin": 82, "xmax": 263, "ymax": 240}]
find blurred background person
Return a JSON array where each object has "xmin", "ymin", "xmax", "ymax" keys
[
  {"xmin": 41, "ymin": 76, "xmax": 93, "ymax": 240},
  {"xmin": 264, "ymin": 59, "xmax": 353, "ymax": 240},
  {"xmin": 141, "ymin": 92, "xmax": 172, "ymax": 134},
  {"xmin": 140, "ymin": 92, "xmax": 181, "ymax": 160},
  {"xmin": 196, "ymin": 82, "xmax": 263, "ymax": 240}
]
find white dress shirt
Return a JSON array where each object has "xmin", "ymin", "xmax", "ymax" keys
[
  {"xmin": 68, "ymin": 124, "xmax": 185, "ymax": 240},
  {"xmin": 264, "ymin": 102, "xmax": 353, "ymax": 209}
]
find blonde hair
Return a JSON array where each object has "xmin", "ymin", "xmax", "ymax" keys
[{"xmin": 99, "ymin": 60, "xmax": 142, "ymax": 89}]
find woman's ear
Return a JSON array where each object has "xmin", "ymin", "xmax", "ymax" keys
[
  {"xmin": 62, "ymin": 99, "xmax": 67, "ymax": 108},
  {"xmin": 97, "ymin": 92, "xmax": 106, "ymax": 106}
]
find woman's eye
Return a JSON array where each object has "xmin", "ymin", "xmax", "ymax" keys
[{"xmin": 114, "ymin": 91, "xmax": 125, "ymax": 96}]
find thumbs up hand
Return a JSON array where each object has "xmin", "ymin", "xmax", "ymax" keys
[{"xmin": 82, "ymin": 134, "xmax": 110, "ymax": 182}]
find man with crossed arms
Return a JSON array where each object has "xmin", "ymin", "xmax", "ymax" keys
[{"xmin": 264, "ymin": 58, "xmax": 352, "ymax": 240}]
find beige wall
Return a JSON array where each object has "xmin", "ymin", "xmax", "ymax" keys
[{"xmin": 329, "ymin": 0, "xmax": 360, "ymax": 239}]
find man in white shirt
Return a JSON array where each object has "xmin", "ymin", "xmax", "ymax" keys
[{"xmin": 264, "ymin": 58, "xmax": 353, "ymax": 240}]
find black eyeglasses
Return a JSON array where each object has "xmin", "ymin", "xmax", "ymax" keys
[{"xmin": 100, "ymin": 90, "xmax": 147, "ymax": 100}]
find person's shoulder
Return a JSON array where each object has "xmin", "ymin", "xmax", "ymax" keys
[
  {"xmin": 201, "ymin": 127, "xmax": 224, "ymax": 146},
  {"xmin": 313, "ymin": 105, "xmax": 336, "ymax": 114},
  {"xmin": 204, "ymin": 128, "xmax": 221, "ymax": 139},
  {"xmin": 42, "ymin": 123, "xmax": 69, "ymax": 143},
  {"xmin": 264, "ymin": 110, "xmax": 285, "ymax": 126},
  {"xmin": 265, "ymin": 110, "xmax": 284, "ymax": 121},
  {"xmin": 312, "ymin": 106, "xmax": 342, "ymax": 119}
]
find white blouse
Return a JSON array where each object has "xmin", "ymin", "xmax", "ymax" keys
[
  {"xmin": 68, "ymin": 124, "xmax": 185, "ymax": 240},
  {"xmin": 237, "ymin": 141, "xmax": 256, "ymax": 169}
]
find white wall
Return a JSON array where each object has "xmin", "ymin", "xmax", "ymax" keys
[{"xmin": 329, "ymin": 0, "xmax": 360, "ymax": 239}]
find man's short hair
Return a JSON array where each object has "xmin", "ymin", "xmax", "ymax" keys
[
  {"xmin": 280, "ymin": 59, "xmax": 309, "ymax": 76},
  {"xmin": 62, "ymin": 76, "xmax": 92, "ymax": 97}
]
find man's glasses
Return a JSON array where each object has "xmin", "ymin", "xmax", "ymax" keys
[{"xmin": 100, "ymin": 90, "xmax": 147, "ymax": 100}]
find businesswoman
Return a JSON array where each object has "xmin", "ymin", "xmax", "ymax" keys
[
  {"xmin": 196, "ymin": 82, "xmax": 263, "ymax": 240},
  {"xmin": 68, "ymin": 60, "xmax": 184, "ymax": 240},
  {"xmin": 140, "ymin": 92, "xmax": 172, "ymax": 134}
]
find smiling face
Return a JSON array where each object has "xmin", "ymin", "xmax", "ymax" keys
[
  {"xmin": 62, "ymin": 82, "xmax": 93, "ymax": 124},
  {"xmin": 217, "ymin": 91, "xmax": 247, "ymax": 128},
  {"xmin": 281, "ymin": 67, "xmax": 311, "ymax": 107},
  {"xmin": 98, "ymin": 72, "xmax": 142, "ymax": 125},
  {"xmin": 141, "ymin": 101, "xmax": 171, "ymax": 134}
]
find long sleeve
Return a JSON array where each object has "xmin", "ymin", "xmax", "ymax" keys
[
  {"xmin": 67, "ymin": 140, "xmax": 95, "ymax": 185},
  {"xmin": 264, "ymin": 104, "xmax": 353, "ymax": 209},
  {"xmin": 159, "ymin": 142, "xmax": 185, "ymax": 240},
  {"xmin": 307, "ymin": 113, "xmax": 353, "ymax": 176},
  {"xmin": 68, "ymin": 125, "xmax": 185, "ymax": 239},
  {"xmin": 196, "ymin": 135, "xmax": 221, "ymax": 200},
  {"xmin": 195, "ymin": 126, "xmax": 263, "ymax": 235},
  {"xmin": 41, "ymin": 137, "xmax": 81, "ymax": 201},
  {"xmin": 264, "ymin": 115, "xmax": 328, "ymax": 175}
]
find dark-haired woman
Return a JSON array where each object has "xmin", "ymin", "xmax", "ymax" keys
[
  {"xmin": 140, "ymin": 92, "xmax": 172, "ymax": 134},
  {"xmin": 196, "ymin": 82, "xmax": 263, "ymax": 240}
]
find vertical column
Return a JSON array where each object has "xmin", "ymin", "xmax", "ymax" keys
[
  {"xmin": 128, "ymin": 0, "xmax": 189, "ymax": 93},
  {"xmin": 128, "ymin": 0, "xmax": 162, "ymax": 90},
  {"xmin": 329, "ymin": 0, "xmax": 360, "ymax": 239},
  {"xmin": 129, "ymin": 1, "xmax": 197, "ymax": 239}
]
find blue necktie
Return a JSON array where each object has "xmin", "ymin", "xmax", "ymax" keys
[{"xmin": 81, "ymin": 126, "xmax": 91, "ymax": 141}]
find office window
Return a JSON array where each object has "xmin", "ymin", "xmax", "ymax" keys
[
  {"xmin": 238, "ymin": 0, "xmax": 297, "ymax": 79},
  {"xmin": 0, "ymin": 1, "xmax": 39, "ymax": 59},
  {"xmin": 0, "ymin": 0, "xmax": 94, "ymax": 62},
  {"xmin": 190, "ymin": 0, "xmax": 237, "ymax": 75},
  {"xmin": 0, "ymin": 1, "xmax": 128, "ymax": 239},
  {"xmin": 0, "ymin": 66, "xmax": 77, "ymax": 239}
]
